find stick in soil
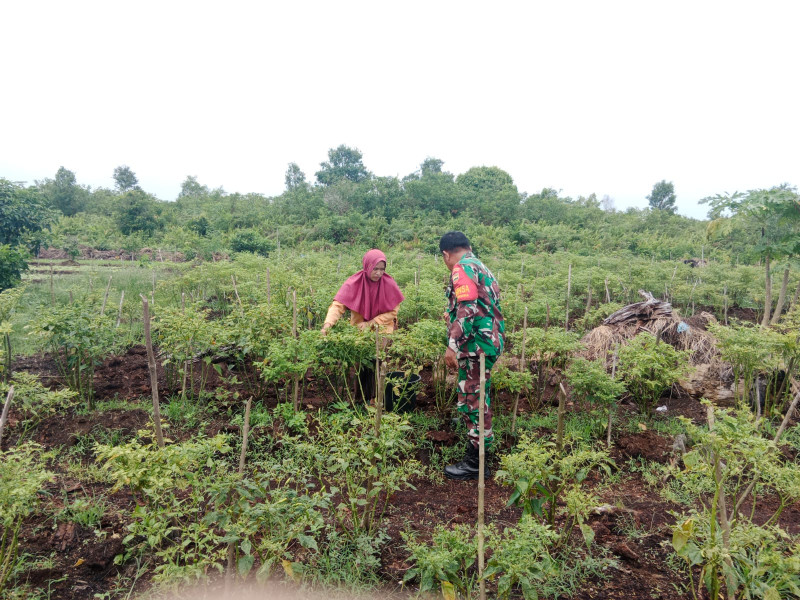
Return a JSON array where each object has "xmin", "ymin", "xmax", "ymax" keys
[
  {"xmin": 100, "ymin": 275, "xmax": 113, "ymax": 315},
  {"xmin": 227, "ymin": 396, "xmax": 253, "ymax": 587},
  {"xmin": 556, "ymin": 382, "xmax": 567, "ymax": 453},
  {"xmin": 565, "ymin": 263, "xmax": 572, "ymax": 331},
  {"xmin": 49, "ymin": 266, "xmax": 55, "ymax": 305},
  {"xmin": 140, "ymin": 295, "xmax": 165, "ymax": 449},
  {"xmin": 511, "ymin": 306, "xmax": 528, "ymax": 436},
  {"xmin": 291, "ymin": 290, "xmax": 299, "ymax": 412},
  {"xmin": 607, "ymin": 345, "xmax": 619, "ymax": 448},
  {"xmin": 116, "ymin": 290, "xmax": 125, "ymax": 328},
  {"xmin": 0, "ymin": 386, "xmax": 14, "ymax": 447},
  {"xmin": 231, "ymin": 274, "xmax": 242, "ymax": 307},
  {"xmin": 478, "ymin": 353, "xmax": 486, "ymax": 600}
]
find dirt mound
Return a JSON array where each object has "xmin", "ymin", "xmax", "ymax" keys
[
  {"xmin": 93, "ymin": 345, "xmax": 160, "ymax": 400},
  {"xmin": 617, "ymin": 430, "xmax": 673, "ymax": 463},
  {"xmin": 35, "ymin": 408, "xmax": 149, "ymax": 448}
]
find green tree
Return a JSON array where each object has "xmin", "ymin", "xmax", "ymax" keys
[
  {"xmin": 420, "ymin": 157, "xmax": 444, "ymax": 176},
  {"xmin": 39, "ymin": 166, "xmax": 88, "ymax": 216},
  {"xmin": 284, "ymin": 162, "xmax": 307, "ymax": 191},
  {"xmin": 0, "ymin": 179, "xmax": 54, "ymax": 247},
  {"xmin": 456, "ymin": 166, "xmax": 520, "ymax": 224},
  {"xmin": 703, "ymin": 185, "xmax": 800, "ymax": 325},
  {"xmin": 178, "ymin": 175, "xmax": 210, "ymax": 200},
  {"xmin": 315, "ymin": 145, "xmax": 369, "ymax": 186},
  {"xmin": 647, "ymin": 180, "xmax": 677, "ymax": 213},
  {"xmin": 116, "ymin": 189, "xmax": 163, "ymax": 237},
  {"xmin": 113, "ymin": 165, "xmax": 139, "ymax": 192}
]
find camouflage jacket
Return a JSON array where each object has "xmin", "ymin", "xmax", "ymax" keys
[{"xmin": 446, "ymin": 252, "xmax": 504, "ymax": 358}]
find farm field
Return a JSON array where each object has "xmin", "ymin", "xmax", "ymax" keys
[{"xmin": 1, "ymin": 250, "xmax": 799, "ymax": 600}]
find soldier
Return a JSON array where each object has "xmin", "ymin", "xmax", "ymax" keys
[{"xmin": 440, "ymin": 231, "xmax": 504, "ymax": 480}]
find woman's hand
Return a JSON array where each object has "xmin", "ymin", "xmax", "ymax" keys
[{"xmin": 321, "ymin": 324, "xmax": 331, "ymax": 336}]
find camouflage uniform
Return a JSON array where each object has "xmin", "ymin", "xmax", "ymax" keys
[{"xmin": 446, "ymin": 251, "xmax": 504, "ymax": 448}]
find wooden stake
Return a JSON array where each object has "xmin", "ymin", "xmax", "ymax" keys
[
  {"xmin": 116, "ymin": 291, "xmax": 125, "ymax": 328},
  {"xmin": 292, "ymin": 290, "xmax": 299, "ymax": 412},
  {"xmin": 565, "ymin": 264, "xmax": 572, "ymax": 331},
  {"xmin": 0, "ymin": 386, "xmax": 14, "ymax": 447},
  {"xmin": 723, "ymin": 285, "xmax": 728, "ymax": 326},
  {"xmin": 607, "ymin": 345, "xmax": 618, "ymax": 448},
  {"xmin": 50, "ymin": 266, "xmax": 55, "ymax": 305},
  {"xmin": 238, "ymin": 397, "xmax": 252, "ymax": 474},
  {"xmin": 585, "ymin": 280, "xmax": 592, "ymax": 316},
  {"xmin": 140, "ymin": 295, "xmax": 165, "ymax": 449},
  {"xmin": 231, "ymin": 274, "xmax": 242, "ymax": 307},
  {"xmin": 511, "ymin": 307, "xmax": 527, "ymax": 436},
  {"xmin": 604, "ymin": 278, "xmax": 611, "ymax": 303},
  {"xmin": 556, "ymin": 382, "xmax": 567, "ymax": 453},
  {"xmin": 478, "ymin": 354, "xmax": 486, "ymax": 600},
  {"xmin": 266, "ymin": 268, "xmax": 271, "ymax": 303},
  {"xmin": 101, "ymin": 275, "xmax": 113, "ymax": 315}
]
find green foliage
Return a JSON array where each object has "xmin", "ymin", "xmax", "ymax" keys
[
  {"xmin": 671, "ymin": 405, "xmax": 800, "ymax": 599},
  {"xmin": 27, "ymin": 299, "xmax": 118, "ymax": 408},
  {"xmin": 402, "ymin": 524, "xmax": 477, "ymax": 598},
  {"xmin": 507, "ymin": 328, "xmax": 581, "ymax": 408},
  {"xmin": 496, "ymin": 434, "xmax": 613, "ymax": 547},
  {"xmin": 565, "ymin": 356, "xmax": 625, "ymax": 409},
  {"xmin": 647, "ymin": 180, "xmax": 677, "ymax": 213},
  {"xmin": 0, "ymin": 372, "xmax": 77, "ymax": 433},
  {"xmin": 617, "ymin": 332, "xmax": 691, "ymax": 414},
  {"xmin": 0, "ymin": 245, "xmax": 29, "ymax": 293},
  {"xmin": 0, "ymin": 443, "xmax": 54, "ymax": 528},
  {"xmin": 310, "ymin": 409, "xmax": 423, "ymax": 536},
  {"xmin": 315, "ymin": 145, "xmax": 369, "ymax": 186}
]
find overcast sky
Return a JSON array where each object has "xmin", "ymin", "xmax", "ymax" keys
[{"xmin": 2, "ymin": 1, "xmax": 798, "ymax": 220}]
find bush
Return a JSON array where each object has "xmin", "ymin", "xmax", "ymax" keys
[{"xmin": 0, "ymin": 245, "xmax": 28, "ymax": 292}]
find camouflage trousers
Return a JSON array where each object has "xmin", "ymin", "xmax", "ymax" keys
[{"xmin": 457, "ymin": 353, "xmax": 498, "ymax": 449}]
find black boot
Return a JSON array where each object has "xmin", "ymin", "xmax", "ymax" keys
[{"xmin": 444, "ymin": 442, "xmax": 487, "ymax": 481}]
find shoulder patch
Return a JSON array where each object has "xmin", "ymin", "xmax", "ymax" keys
[{"xmin": 452, "ymin": 265, "xmax": 478, "ymax": 302}]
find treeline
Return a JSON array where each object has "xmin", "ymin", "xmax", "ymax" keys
[{"xmin": 2, "ymin": 145, "xmax": 797, "ymax": 290}]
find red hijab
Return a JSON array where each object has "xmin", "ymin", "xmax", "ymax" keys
[{"xmin": 334, "ymin": 249, "xmax": 404, "ymax": 321}]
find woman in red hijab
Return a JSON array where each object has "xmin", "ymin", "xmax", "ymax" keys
[{"xmin": 321, "ymin": 249, "xmax": 405, "ymax": 334}]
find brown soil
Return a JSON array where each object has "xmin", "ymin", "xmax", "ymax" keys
[{"xmin": 5, "ymin": 348, "xmax": 799, "ymax": 600}]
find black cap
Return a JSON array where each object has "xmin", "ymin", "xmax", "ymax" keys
[{"xmin": 439, "ymin": 231, "xmax": 471, "ymax": 252}]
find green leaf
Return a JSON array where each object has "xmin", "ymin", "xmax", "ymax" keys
[{"xmin": 237, "ymin": 554, "xmax": 254, "ymax": 577}]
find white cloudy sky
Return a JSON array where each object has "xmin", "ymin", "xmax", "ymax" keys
[{"xmin": 2, "ymin": 1, "xmax": 798, "ymax": 219}]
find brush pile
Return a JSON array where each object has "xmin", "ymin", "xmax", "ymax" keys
[{"xmin": 581, "ymin": 291, "xmax": 734, "ymax": 401}]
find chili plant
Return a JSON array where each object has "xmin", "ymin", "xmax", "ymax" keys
[
  {"xmin": 616, "ymin": 332, "xmax": 691, "ymax": 415},
  {"xmin": 495, "ymin": 434, "xmax": 613, "ymax": 548},
  {"xmin": 506, "ymin": 328, "xmax": 581, "ymax": 409},
  {"xmin": 402, "ymin": 523, "xmax": 477, "ymax": 599},
  {"xmin": 28, "ymin": 299, "xmax": 117, "ymax": 409}
]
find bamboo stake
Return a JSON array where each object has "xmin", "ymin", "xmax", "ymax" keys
[
  {"xmin": 231, "ymin": 274, "xmax": 242, "ymax": 307},
  {"xmin": 723, "ymin": 285, "xmax": 728, "ymax": 326},
  {"xmin": 49, "ymin": 265, "xmax": 55, "ymax": 305},
  {"xmin": 556, "ymin": 382, "xmax": 567, "ymax": 453},
  {"xmin": 565, "ymin": 263, "xmax": 571, "ymax": 331},
  {"xmin": 292, "ymin": 290, "xmax": 299, "ymax": 412},
  {"xmin": 545, "ymin": 302, "xmax": 550, "ymax": 331},
  {"xmin": 266, "ymin": 268, "xmax": 271, "ymax": 303},
  {"xmin": 116, "ymin": 291, "xmax": 125, "ymax": 328},
  {"xmin": 511, "ymin": 307, "xmax": 527, "ymax": 436},
  {"xmin": 374, "ymin": 362, "xmax": 386, "ymax": 437},
  {"xmin": 607, "ymin": 345, "xmax": 619, "ymax": 448},
  {"xmin": 152, "ymin": 270, "xmax": 156, "ymax": 297},
  {"xmin": 0, "ymin": 386, "xmax": 14, "ymax": 447},
  {"xmin": 227, "ymin": 396, "xmax": 253, "ymax": 587},
  {"xmin": 238, "ymin": 397, "xmax": 253, "ymax": 474},
  {"xmin": 585, "ymin": 280, "xmax": 592, "ymax": 316},
  {"xmin": 604, "ymin": 278, "xmax": 611, "ymax": 303},
  {"xmin": 140, "ymin": 295, "xmax": 165, "ymax": 449},
  {"xmin": 477, "ymin": 354, "xmax": 486, "ymax": 600},
  {"xmin": 100, "ymin": 275, "xmax": 113, "ymax": 315}
]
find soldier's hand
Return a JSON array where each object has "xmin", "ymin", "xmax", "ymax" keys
[{"xmin": 444, "ymin": 348, "xmax": 458, "ymax": 371}]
